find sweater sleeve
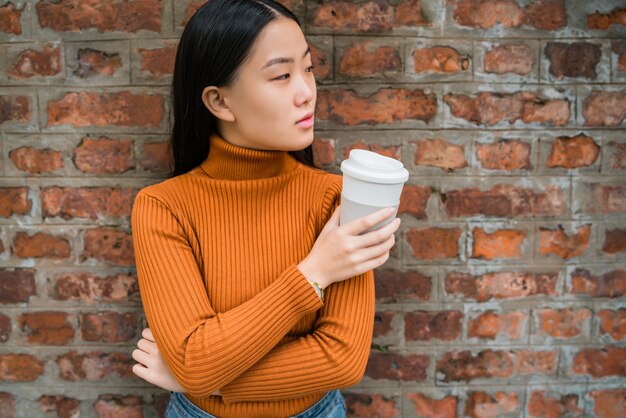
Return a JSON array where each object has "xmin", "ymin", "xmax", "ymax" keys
[
  {"xmin": 219, "ymin": 178, "xmax": 376, "ymax": 404},
  {"xmin": 131, "ymin": 191, "xmax": 323, "ymax": 398}
]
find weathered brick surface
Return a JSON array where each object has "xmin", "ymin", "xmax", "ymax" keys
[{"xmin": 1, "ymin": 0, "xmax": 624, "ymax": 416}]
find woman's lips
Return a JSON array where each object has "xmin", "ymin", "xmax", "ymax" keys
[{"xmin": 296, "ymin": 114, "xmax": 314, "ymax": 128}]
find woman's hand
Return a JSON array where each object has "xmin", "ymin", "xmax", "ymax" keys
[
  {"xmin": 131, "ymin": 328, "xmax": 223, "ymax": 396},
  {"xmin": 132, "ymin": 328, "xmax": 186, "ymax": 392},
  {"xmin": 298, "ymin": 205, "xmax": 400, "ymax": 288}
]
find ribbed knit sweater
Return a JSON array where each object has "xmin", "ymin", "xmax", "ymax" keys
[{"xmin": 131, "ymin": 132, "xmax": 375, "ymax": 417}]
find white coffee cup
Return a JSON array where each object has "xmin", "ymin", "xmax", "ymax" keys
[{"xmin": 340, "ymin": 149, "xmax": 409, "ymax": 234}]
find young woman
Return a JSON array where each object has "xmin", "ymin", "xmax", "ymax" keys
[{"xmin": 129, "ymin": 1, "xmax": 400, "ymax": 417}]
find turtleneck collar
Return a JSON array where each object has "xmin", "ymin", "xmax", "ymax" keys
[{"xmin": 199, "ymin": 132, "xmax": 300, "ymax": 181}]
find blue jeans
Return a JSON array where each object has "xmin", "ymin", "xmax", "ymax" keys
[{"xmin": 165, "ymin": 390, "xmax": 347, "ymax": 418}]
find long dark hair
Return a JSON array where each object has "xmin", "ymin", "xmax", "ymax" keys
[{"xmin": 167, "ymin": 0, "xmax": 316, "ymax": 178}]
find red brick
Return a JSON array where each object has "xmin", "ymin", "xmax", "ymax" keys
[
  {"xmin": 9, "ymin": 146, "xmax": 64, "ymax": 174},
  {"xmin": 366, "ymin": 351, "xmax": 428, "ymax": 381},
  {"xmin": 0, "ymin": 187, "xmax": 32, "ymax": 217},
  {"xmin": 46, "ymin": 92, "xmax": 164, "ymax": 128},
  {"xmin": 587, "ymin": 8, "xmax": 626, "ymax": 30},
  {"xmin": 139, "ymin": 43, "xmax": 176, "ymax": 77},
  {"xmin": 73, "ymin": 48, "xmax": 123, "ymax": 78},
  {"xmin": 464, "ymin": 391, "xmax": 521, "ymax": 418},
  {"xmin": 373, "ymin": 311, "xmax": 396, "ymax": 338},
  {"xmin": 515, "ymin": 350, "xmax": 558, "ymax": 375},
  {"xmin": 338, "ymin": 41, "xmax": 401, "ymax": 77},
  {"xmin": 0, "ymin": 268, "xmax": 36, "ymax": 304},
  {"xmin": 445, "ymin": 91, "xmax": 570, "ymax": 126},
  {"xmin": 316, "ymin": 88, "xmax": 437, "ymax": 125},
  {"xmin": 374, "ymin": 269, "xmax": 431, "ymax": 302},
  {"xmin": 443, "ymin": 184, "xmax": 565, "ymax": 218},
  {"xmin": 597, "ymin": 309, "xmax": 626, "ymax": 341},
  {"xmin": 472, "ymin": 227, "xmax": 525, "ymax": 259},
  {"xmin": 39, "ymin": 395, "xmax": 80, "ymax": 418},
  {"xmin": 570, "ymin": 268, "xmax": 626, "ymax": 298},
  {"xmin": 412, "ymin": 139, "xmax": 468, "ymax": 171},
  {"xmin": 468, "ymin": 310, "xmax": 526, "ymax": 340},
  {"xmin": 582, "ymin": 91, "xmax": 626, "ymax": 127},
  {"xmin": 405, "ymin": 310, "xmax": 463, "ymax": 341},
  {"xmin": 0, "ymin": 2, "xmax": 22, "ymax": 34},
  {"xmin": 81, "ymin": 227, "xmax": 135, "ymax": 266},
  {"xmin": 544, "ymin": 42, "xmax": 602, "ymax": 80},
  {"xmin": 311, "ymin": 137, "xmax": 335, "ymax": 168},
  {"xmin": 73, "ymin": 136, "xmax": 134, "ymax": 174},
  {"xmin": 538, "ymin": 224, "xmax": 591, "ymax": 259},
  {"xmin": 527, "ymin": 391, "xmax": 583, "ymax": 418},
  {"xmin": 445, "ymin": 271, "xmax": 559, "ymax": 302},
  {"xmin": 36, "ymin": 0, "xmax": 161, "ymax": 33},
  {"xmin": 582, "ymin": 184, "xmax": 626, "ymax": 214},
  {"xmin": 9, "ymin": 45, "xmax": 62, "ymax": 78},
  {"xmin": 80, "ymin": 311, "xmax": 138, "ymax": 342},
  {"xmin": 406, "ymin": 227, "xmax": 461, "ymax": 260},
  {"xmin": 0, "ymin": 392, "xmax": 15, "ymax": 418},
  {"xmin": 606, "ymin": 140, "xmax": 626, "ymax": 170},
  {"xmin": 533, "ymin": 308, "xmax": 591, "ymax": 338},
  {"xmin": 476, "ymin": 139, "xmax": 531, "ymax": 171},
  {"xmin": 451, "ymin": 0, "xmax": 566, "ymax": 30},
  {"xmin": 0, "ymin": 354, "xmax": 45, "ymax": 381},
  {"xmin": 397, "ymin": 184, "xmax": 431, "ymax": 219},
  {"xmin": 344, "ymin": 393, "xmax": 399, "ymax": 418},
  {"xmin": 589, "ymin": 388, "xmax": 626, "ymax": 418},
  {"xmin": 546, "ymin": 134, "xmax": 600, "ymax": 168},
  {"xmin": 94, "ymin": 395, "xmax": 142, "ymax": 418},
  {"xmin": 310, "ymin": 42, "xmax": 332, "ymax": 80},
  {"xmin": 413, "ymin": 46, "xmax": 469, "ymax": 74},
  {"xmin": 437, "ymin": 350, "xmax": 513, "ymax": 382},
  {"xmin": 12, "ymin": 231, "xmax": 71, "ymax": 259},
  {"xmin": 51, "ymin": 272, "xmax": 140, "ymax": 304},
  {"xmin": 603, "ymin": 228, "xmax": 626, "ymax": 254},
  {"xmin": 312, "ymin": 0, "xmax": 428, "ymax": 32},
  {"xmin": 407, "ymin": 392, "xmax": 457, "ymax": 418},
  {"xmin": 571, "ymin": 346, "xmax": 626, "ymax": 378},
  {"xmin": 484, "ymin": 44, "xmax": 534, "ymax": 75},
  {"xmin": 140, "ymin": 141, "xmax": 171, "ymax": 173},
  {"xmin": 42, "ymin": 187, "xmax": 138, "ymax": 220},
  {"xmin": 18, "ymin": 311, "xmax": 74, "ymax": 345},
  {"xmin": 57, "ymin": 350, "xmax": 133, "ymax": 381},
  {"xmin": 0, "ymin": 96, "xmax": 30, "ymax": 124},
  {"xmin": 0, "ymin": 314, "xmax": 11, "ymax": 343},
  {"xmin": 437, "ymin": 349, "xmax": 556, "ymax": 382}
]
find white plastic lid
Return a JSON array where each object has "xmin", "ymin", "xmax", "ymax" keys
[{"xmin": 340, "ymin": 149, "xmax": 409, "ymax": 184}]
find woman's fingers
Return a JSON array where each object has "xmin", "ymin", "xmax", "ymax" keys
[
  {"xmin": 137, "ymin": 338, "xmax": 158, "ymax": 355},
  {"xmin": 342, "ymin": 207, "xmax": 396, "ymax": 236},
  {"xmin": 132, "ymin": 348, "xmax": 152, "ymax": 367},
  {"xmin": 359, "ymin": 233, "xmax": 395, "ymax": 261},
  {"xmin": 142, "ymin": 328, "xmax": 154, "ymax": 341},
  {"xmin": 357, "ymin": 217, "xmax": 400, "ymax": 248}
]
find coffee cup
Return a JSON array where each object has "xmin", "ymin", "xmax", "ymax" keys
[{"xmin": 340, "ymin": 149, "xmax": 409, "ymax": 234}]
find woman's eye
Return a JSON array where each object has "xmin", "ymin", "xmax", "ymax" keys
[{"xmin": 273, "ymin": 66, "xmax": 315, "ymax": 81}]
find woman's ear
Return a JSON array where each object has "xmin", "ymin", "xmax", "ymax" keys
[{"xmin": 201, "ymin": 86, "xmax": 235, "ymax": 122}]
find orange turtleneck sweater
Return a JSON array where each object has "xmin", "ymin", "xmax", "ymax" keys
[{"xmin": 131, "ymin": 132, "xmax": 375, "ymax": 417}]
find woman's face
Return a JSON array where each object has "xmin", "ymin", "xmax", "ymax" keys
[{"xmin": 202, "ymin": 17, "xmax": 317, "ymax": 152}]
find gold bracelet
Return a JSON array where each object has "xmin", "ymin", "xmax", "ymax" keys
[{"xmin": 308, "ymin": 280, "xmax": 325, "ymax": 301}]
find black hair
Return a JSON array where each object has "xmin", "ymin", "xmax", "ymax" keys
[{"xmin": 167, "ymin": 0, "xmax": 316, "ymax": 178}]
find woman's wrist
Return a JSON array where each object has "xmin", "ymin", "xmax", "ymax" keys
[{"xmin": 297, "ymin": 260, "xmax": 329, "ymax": 289}]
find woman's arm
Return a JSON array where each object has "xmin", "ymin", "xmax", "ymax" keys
[
  {"xmin": 131, "ymin": 191, "xmax": 323, "ymax": 398},
  {"xmin": 219, "ymin": 268, "xmax": 374, "ymax": 404}
]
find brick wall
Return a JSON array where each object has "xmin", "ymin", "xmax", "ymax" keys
[{"xmin": 1, "ymin": 1, "xmax": 625, "ymax": 417}]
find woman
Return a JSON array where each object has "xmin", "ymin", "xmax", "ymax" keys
[{"xmin": 129, "ymin": 1, "xmax": 400, "ymax": 417}]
